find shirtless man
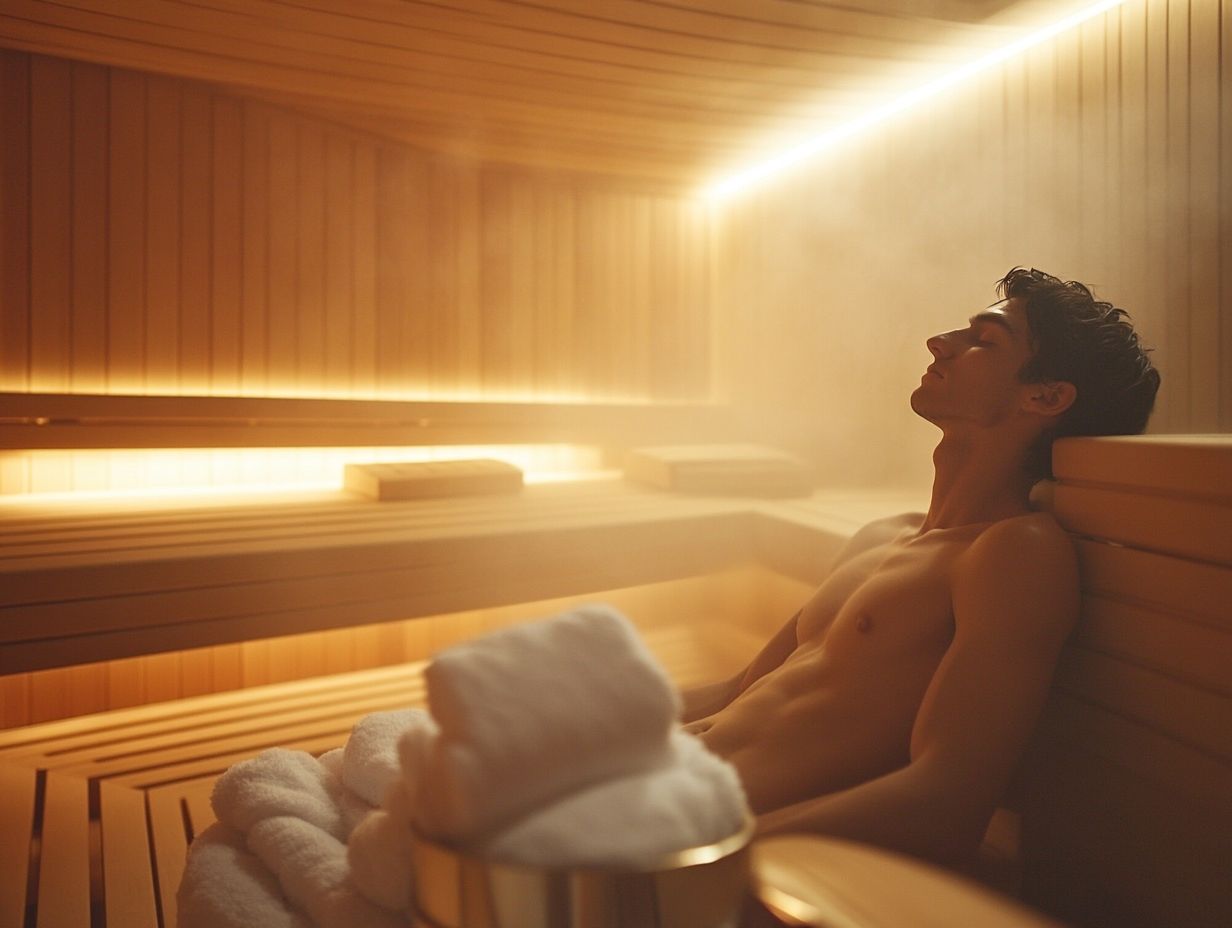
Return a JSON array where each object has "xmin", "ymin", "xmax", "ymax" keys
[{"xmin": 685, "ymin": 268, "xmax": 1160, "ymax": 864}]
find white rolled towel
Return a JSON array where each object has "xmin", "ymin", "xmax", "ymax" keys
[
  {"xmin": 177, "ymin": 822, "xmax": 312, "ymax": 928},
  {"xmin": 212, "ymin": 748, "xmax": 365, "ymax": 842},
  {"xmin": 247, "ymin": 816, "xmax": 405, "ymax": 928},
  {"xmin": 418, "ymin": 604, "xmax": 681, "ymax": 841},
  {"xmin": 480, "ymin": 730, "xmax": 748, "ymax": 869},
  {"xmin": 342, "ymin": 709, "xmax": 434, "ymax": 807}
]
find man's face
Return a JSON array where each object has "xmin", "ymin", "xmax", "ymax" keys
[{"xmin": 910, "ymin": 297, "xmax": 1038, "ymax": 429}]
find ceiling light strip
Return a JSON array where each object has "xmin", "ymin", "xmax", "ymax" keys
[{"xmin": 703, "ymin": 0, "xmax": 1127, "ymax": 201}]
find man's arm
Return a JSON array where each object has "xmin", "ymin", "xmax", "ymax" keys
[
  {"xmin": 756, "ymin": 515, "xmax": 1079, "ymax": 863},
  {"xmin": 681, "ymin": 514, "xmax": 918, "ymax": 724}
]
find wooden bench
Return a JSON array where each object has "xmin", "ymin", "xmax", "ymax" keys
[{"xmin": 0, "ymin": 480, "xmax": 919, "ymax": 677}]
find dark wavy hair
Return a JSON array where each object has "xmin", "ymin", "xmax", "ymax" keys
[{"xmin": 997, "ymin": 267, "xmax": 1161, "ymax": 479}]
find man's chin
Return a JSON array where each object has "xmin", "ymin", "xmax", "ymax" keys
[{"xmin": 909, "ymin": 393, "xmax": 948, "ymax": 430}]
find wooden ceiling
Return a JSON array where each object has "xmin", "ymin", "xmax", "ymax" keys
[{"xmin": 0, "ymin": 1, "xmax": 1079, "ymax": 192}]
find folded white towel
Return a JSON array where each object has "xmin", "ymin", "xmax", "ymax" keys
[
  {"xmin": 247, "ymin": 816, "xmax": 404, "ymax": 928},
  {"xmin": 418, "ymin": 604, "xmax": 680, "ymax": 840},
  {"xmin": 211, "ymin": 748, "xmax": 369, "ymax": 843},
  {"xmin": 176, "ymin": 822, "xmax": 312, "ymax": 928},
  {"xmin": 481, "ymin": 730, "xmax": 748, "ymax": 869},
  {"xmin": 343, "ymin": 709, "xmax": 432, "ymax": 807}
]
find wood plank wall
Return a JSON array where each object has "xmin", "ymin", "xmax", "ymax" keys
[
  {"xmin": 0, "ymin": 48, "xmax": 712, "ymax": 404},
  {"xmin": 715, "ymin": 0, "xmax": 1230, "ymax": 490}
]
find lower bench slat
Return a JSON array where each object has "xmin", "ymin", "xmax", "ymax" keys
[
  {"xmin": 37, "ymin": 772, "xmax": 91, "ymax": 928},
  {"xmin": 0, "ymin": 763, "xmax": 36, "ymax": 928},
  {"xmin": 101, "ymin": 780, "xmax": 160, "ymax": 928}
]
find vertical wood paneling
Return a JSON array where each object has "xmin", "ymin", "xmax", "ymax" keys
[
  {"xmin": 0, "ymin": 52, "xmax": 31, "ymax": 392},
  {"xmin": 682, "ymin": 202, "xmax": 710, "ymax": 398},
  {"xmin": 2, "ymin": 49, "xmax": 714, "ymax": 418},
  {"xmin": 29, "ymin": 55, "xmax": 71, "ymax": 392},
  {"xmin": 1100, "ymin": 14, "xmax": 1122, "ymax": 288},
  {"xmin": 351, "ymin": 143, "xmax": 377, "ymax": 395},
  {"xmin": 296, "ymin": 123, "xmax": 325, "ymax": 391},
  {"xmin": 1165, "ymin": 0, "xmax": 1191, "ymax": 430},
  {"xmin": 510, "ymin": 179, "xmax": 540, "ymax": 392},
  {"xmin": 70, "ymin": 61, "xmax": 108, "ymax": 393},
  {"xmin": 1143, "ymin": 0, "xmax": 1172, "ymax": 431},
  {"xmin": 1222, "ymin": 0, "xmax": 1232, "ymax": 430},
  {"xmin": 1119, "ymin": 2, "xmax": 1150, "ymax": 356},
  {"xmin": 145, "ymin": 76, "xmax": 180, "ymax": 391},
  {"xmin": 375, "ymin": 148, "xmax": 411, "ymax": 391},
  {"xmin": 479, "ymin": 168, "xmax": 515, "ymax": 392},
  {"xmin": 108, "ymin": 68, "xmax": 145, "ymax": 390},
  {"xmin": 629, "ymin": 195, "xmax": 653, "ymax": 396},
  {"xmin": 400, "ymin": 155, "xmax": 431, "ymax": 392},
  {"xmin": 323, "ymin": 133, "xmax": 353, "ymax": 389},
  {"xmin": 1187, "ymin": 0, "xmax": 1221, "ymax": 430},
  {"xmin": 1078, "ymin": 20, "xmax": 1108, "ymax": 283},
  {"xmin": 211, "ymin": 96, "xmax": 242, "ymax": 392},
  {"xmin": 550, "ymin": 189, "xmax": 576, "ymax": 396},
  {"xmin": 266, "ymin": 112, "xmax": 297, "ymax": 390},
  {"xmin": 572, "ymin": 192, "xmax": 601, "ymax": 396},
  {"xmin": 649, "ymin": 197, "xmax": 679, "ymax": 398},
  {"xmin": 426, "ymin": 159, "xmax": 460, "ymax": 392},
  {"xmin": 240, "ymin": 99, "xmax": 269, "ymax": 393},
  {"xmin": 179, "ymin": 85, "xmax": 213, "ymax": 389}
]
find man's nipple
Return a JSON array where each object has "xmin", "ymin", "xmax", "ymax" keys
[{"xmin": 856, "ymin": 614, "xmax": 873, "ymax": 633}]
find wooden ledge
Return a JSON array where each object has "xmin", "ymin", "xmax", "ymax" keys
[{"xmin": 0, "ymin": 392, "xmax": 736, "ymax": 449}]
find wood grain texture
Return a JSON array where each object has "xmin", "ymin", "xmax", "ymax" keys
[{"xmin": 0, "ymin": 47, "xmax": 718, "ymax": 457}]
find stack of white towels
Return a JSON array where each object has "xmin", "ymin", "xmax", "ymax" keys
[{"xmin": 177, "ymin": 604, "xmax": 749, "ymax": 928}]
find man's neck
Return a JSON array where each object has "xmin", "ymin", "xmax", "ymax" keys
[{"xmin": 919, "ymin": 432, "xmax": 1037, "ymax": 533}]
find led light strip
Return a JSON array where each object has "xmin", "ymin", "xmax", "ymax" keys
[{"xmin": 703, "ymin": 0, "xmax": 1127, "ymax": 201}]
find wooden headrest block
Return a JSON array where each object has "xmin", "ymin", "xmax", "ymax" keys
[
  {"xmin": 1052, "ymin": 434, "xmax": 1231, "ymax": 502},
  {"xmin": 1051, "ymin": 435, "xmax": 1232, "ymax": 566}
]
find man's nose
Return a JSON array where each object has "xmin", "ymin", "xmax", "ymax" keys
[{"xmin": 925, "ymin": 332, "xmax": 952, "ymax": 358}]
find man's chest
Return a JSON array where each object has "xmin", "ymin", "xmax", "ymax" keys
[{"xmin": 796, "ymin": 542, "xmax": 961, "ymax": 659}]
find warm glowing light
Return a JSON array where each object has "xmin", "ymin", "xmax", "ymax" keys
[
  {"xmin": 1, "ymin": 445, "xmax": 609, "ymax": 502},
  {"xmin": 94, "ymin": 381, "xmax": 651, "ymax": 406},
  {"xmin": 703, "ymin": 0, "xmax": 1126, "ymax": 201}
]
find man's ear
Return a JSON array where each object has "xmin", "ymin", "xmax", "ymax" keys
[{"xmin": 1024, "ymin": 380, "xmax": 1076, "ymax": 419}]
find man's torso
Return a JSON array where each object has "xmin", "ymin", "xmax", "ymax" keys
[{"xmin": 697, "ymin": 513, "xmax": 1027, "ymax": 813}]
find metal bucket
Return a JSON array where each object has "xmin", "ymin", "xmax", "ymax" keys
[{"xmin": 409, "ymin": 817, "xmax": 755, "ymax": 928}]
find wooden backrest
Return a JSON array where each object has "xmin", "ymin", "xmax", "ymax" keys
[{"xmin": 1017, "ymin": 436, "xmax": 1232, "ymax": 928}]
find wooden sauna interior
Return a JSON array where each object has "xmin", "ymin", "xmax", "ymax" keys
[{"xmin": 0, "ymin": 1, "xmax": 1229, "ymax": 926}]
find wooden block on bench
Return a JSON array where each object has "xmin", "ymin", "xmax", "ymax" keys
[
  {"xmin": 344, "ymin": 459, "xmax": 523, "ymax": 501},
  {"xmin": 625, "ymin": 444, "xmax": 813, "ymax": 497}
]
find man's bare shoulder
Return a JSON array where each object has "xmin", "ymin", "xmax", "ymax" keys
[
  {"xmin": 966, "ymin": 511, "xmax": 1075, "ymax": 566},
  {"xmin": 954, "ymin": 512, "xmax": 1080, "ymax": 643}
]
